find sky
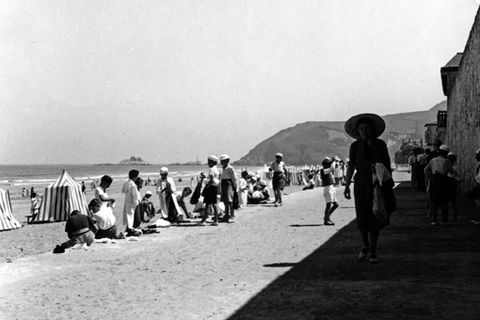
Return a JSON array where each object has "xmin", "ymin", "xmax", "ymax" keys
[{"xmin": 0, "ymin": 0, "xmax": 478, "ymax": 164}]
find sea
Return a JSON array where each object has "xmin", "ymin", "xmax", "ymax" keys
[{"xmin": 0, "ymin": 164, "xmax": 265, "ymax": 191}]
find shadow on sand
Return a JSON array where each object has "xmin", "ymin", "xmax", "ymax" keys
[{"xmin": 227, "ymin": 183, "xmax": 480, "ymax": 320}]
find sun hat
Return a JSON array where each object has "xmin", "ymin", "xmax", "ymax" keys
[
  {"xmin": 333, "ymin": 155, "xmax": 341, "ymax": 161},
  {"xmin": 145, "ymin": 191, "xmax": 153, "ymax": 196},
  {"xmin": 439, "ymin": 144, "xmax": 450, "ymax": 152},
  {"xmin": 208, "ymin": 155, "xmax": 218, "ymax": 163},
  {"xmin": 275, "ymin": 152, "xmax": 283, "ymax": 158},
  {"xmin": 220, "ymin": 154, "xmax": 230, "ymax": 161},
  {"xmin": 344, "ymin": 113, "xmax": 385, "ymax": 140},
  {"xmin": 160, "ymin": 167, "xmax": 168, "ymax": 174},
  {"xmin": 323, "ymin": 156, "xmax": 332, "ymax": 162}
]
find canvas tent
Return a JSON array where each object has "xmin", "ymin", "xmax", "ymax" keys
[
  {"xmin": 0, "ymin": 189, "xmax": 22, "ymax": 231},
  {"xmin": 35, "ymin": 170, "xmax": 89, "ymax": 222}
]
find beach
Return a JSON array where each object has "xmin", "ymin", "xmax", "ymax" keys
[{"xmin": 0, "ymin": 172, "xmax": 419, "ymax": 320}]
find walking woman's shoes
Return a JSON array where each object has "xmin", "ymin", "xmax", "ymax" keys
[
  {"xmin": 324, "ymin": 219, "xmax": 335, "ymax": 226},
  {"xmin": 358, "ymin": 247, "xmax": 368, "ymax": 261},
  {"xmin": 368, "ymin": 253, "xmax": 378, "ymax": 264}
]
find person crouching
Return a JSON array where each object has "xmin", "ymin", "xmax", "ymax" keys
[{"xmin": 53, "ymin": 210, "xmax": 97, "ymax": 253}]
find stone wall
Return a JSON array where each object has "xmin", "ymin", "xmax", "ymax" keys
[{"xmin": 446, "ymin": 9, "xmax": 480, "ymax": 196}]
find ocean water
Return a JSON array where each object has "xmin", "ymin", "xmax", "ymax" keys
[{"xmin": 0, "ymin": 164, "xmax": 264, "ymax": 187}]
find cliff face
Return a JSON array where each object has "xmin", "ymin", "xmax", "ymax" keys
[{"xmin": 234, "ymin": 101, "xmax": 446, "ymax": 166}]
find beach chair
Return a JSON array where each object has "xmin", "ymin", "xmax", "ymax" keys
[{"xmin": 26, "ymin": 195, "xmax": 42, "ymax": 224}]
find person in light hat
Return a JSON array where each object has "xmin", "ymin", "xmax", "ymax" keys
[
  {"xmin": 269, "ymin": 152, "xmax": 288, "ymax": 206},
  {"xmin": 424, "ymin": 144, "xmax": 454, "ymax": 226},
  {"xmin": 219, "ymin": 154, "xmax": 237, "ymax": 222},
  {"xmin": 344, "ymin": 113, "xmax": 393, "ymax": 264},
  {"xmin": 156, "ymin": 166, "xmax": 176, "ymax": 220},
  {"xmin": 199, "ymin": 155, "xmax": 220, "ymax": 226}
]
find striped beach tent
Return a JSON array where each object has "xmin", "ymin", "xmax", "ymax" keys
[
  {"xmin": 36, "ymin": 170, "xmax": 88, "ymax": 222},
  {"xmin": 0, "ymin": 189, "xmax": 22, "ymax": 231}
]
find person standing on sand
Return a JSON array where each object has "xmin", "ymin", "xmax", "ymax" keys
[
  {"xmin": 269, "ymin": 152, "xmax": 287, "ymax": 207},
  {"xmin": 122, "ymin": 169, "xmax": 140, "ymax": 236},
  {"xmin": 94, "ymin": 175, "xmax": 116, "ymax": 209},
  {"xmin": 320, "ymin": 157, "xmax": 339, "ymax": 225},
  {"xmin": 344, "ymin": 113, "xmax": 392, "ymax": 264},
  {"xmin": 219, "ymin": 154, "xmax": 237, "ymax": 223},
  {"xmin": 199, "ymin": 155, "xmax": 220, "ymax": 226},
  {"xmin": 424, "ymin": 145, "xmax": 454, "ymax": 226},
  {"xmin": 156, "ymin": 167, "xmax": 176, "ymax": 220}
]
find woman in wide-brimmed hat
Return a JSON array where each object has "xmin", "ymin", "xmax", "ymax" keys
[{"xmin": 343, "ymin": 113, "xmax": 392, "ymax": 264}]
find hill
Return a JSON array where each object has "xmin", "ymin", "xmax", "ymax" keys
[{"xmin": 234, "ymin": 101, "xmax": 446, "ymax": 166}]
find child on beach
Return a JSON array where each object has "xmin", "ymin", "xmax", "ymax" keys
[
  {"xmin": 219, "ymin": 154, "xmax": 237, "ymax": 223},
  {"xmin": 199, "ymin": 155, "xmax": 220, "ymax": 226},
  {"xmin": 320, "ymin": 157, "xmax": 339, "ymax": 226},
  {"xmin": 238, "ymin": 171, "xmax": 249, "ymax": 208},
  {"xmin": 53, "ymin": 210, "xmax": 97, "ymax": 253}
]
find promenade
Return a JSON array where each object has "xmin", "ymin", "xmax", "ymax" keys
[{"xmin": 0, "ymin": 181, "xmax": 479, "ymax": 320}]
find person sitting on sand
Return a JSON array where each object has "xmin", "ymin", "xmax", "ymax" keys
[
  {"xmin": 303, "ymin": 174, "xmax": 315, "ymax": 190},
  {"xmin": 54, "ymin": 210, "xmax": 97, "ymax": 253},
  {"xmin": 89, "ymin": 199, "xmax": 122, "ymax": 239},
  {"xmin": 135, "ymin": 191, "xmax": 156, "ymax": 223},
  {"xmin": 248, "ymin": 180, "xmax": 270, "ymax": 204}
]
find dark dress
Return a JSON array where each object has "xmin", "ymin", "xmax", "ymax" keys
[{"xmin": 348, "ymin": 139, "xmax": 392, "ymax": 231}]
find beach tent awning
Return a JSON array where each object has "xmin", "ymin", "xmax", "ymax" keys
[
  {"xmin": 36, "ymin": 170, "xmax": 89, "ymax": 222},
  {"xmin": 0, "ymin": 189, "xmax": 22, "ymax": 231}
]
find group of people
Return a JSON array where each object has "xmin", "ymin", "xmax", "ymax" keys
[
  {"xmin": 54, "ymin": 152, "xmax": 291, "ymax": 251},
  {"xmin": 408, "ymin": 141, "xmax": 480, "ymax": 226},
  {"xmin": 53, "ymin": 112, "xmax": 480, "ymax": 266}
]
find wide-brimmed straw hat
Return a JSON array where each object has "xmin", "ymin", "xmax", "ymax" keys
[{"xmin": 344, "ymin": 113, "xmax": 385, "ymax": 140}]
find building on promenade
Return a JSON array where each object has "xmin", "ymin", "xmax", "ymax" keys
[{"xmin": 441, "ymin": 8, "xmax": 480, "ymax": 196}]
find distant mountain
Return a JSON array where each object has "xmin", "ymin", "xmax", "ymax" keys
[
  {"xmin": 118, "ymin": 156, "xmax": 151, "ymax": 165},
  {"xmin": 234, "ymin": 101, "xmax": 446, "ymax": 166}
]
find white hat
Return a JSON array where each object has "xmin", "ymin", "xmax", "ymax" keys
[
  {"xmin": 476, "ymin": 148, "xmax": 480, "ymax": 154},
  {"xmin": 439, "ymin": 144, "xmax": 450, "ymax": 152},
  {"xmin": 220, "ymin": 154, "xmax": 230, "ymax": 161},
  {"xmin": 333, "ymin": 155, "xmax": 341, "ymax": 161},
  {"xmin": 323, "ymin": 156, "xmax": 332, "ymax": 162},
  {"xmin": 275, "ymin": 152, "xmax": 283, "ymax": 158},
  {"xmin": 160, "ymin": 167, "xmax": 168, "ymax": 174},
  {"xmin": 208, "ymin": 155, "xmax": 218, "ymax": 163},
  {"xmin": 145, "ymin": 191, "xmax": 153, "ymax": 196}
]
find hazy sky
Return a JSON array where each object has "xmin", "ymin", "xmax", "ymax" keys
[{"xmin": 1, "ymin": 1, "xmax": 478, "ymax": 164}]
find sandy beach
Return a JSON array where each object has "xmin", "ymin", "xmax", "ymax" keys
[{"xmin": 0, "ymin": 172, "xmax": 367, "ymax": 320}]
